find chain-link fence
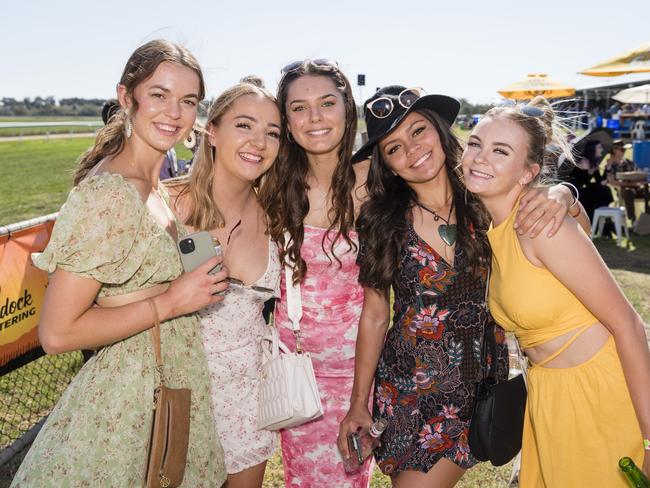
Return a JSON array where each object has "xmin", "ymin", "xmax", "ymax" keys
[{"xmin": 0, "ymin": 350, "xmax": 84, "ymax": 476}]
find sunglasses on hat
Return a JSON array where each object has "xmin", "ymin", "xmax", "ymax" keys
[{"xmin": 366, "ymin": 87, "xmax": 425, "ymax": 119}]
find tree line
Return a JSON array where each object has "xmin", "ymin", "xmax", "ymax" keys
[{"xmin": 1, "ymin": 97, "xmax": 106, "ymax": 116}]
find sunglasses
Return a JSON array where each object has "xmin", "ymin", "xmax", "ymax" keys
[
  {"xmin": 498, "ymin": 100, "xmax": 544, "ymax": 118},
  {"xmin": 366, "ymin": 87, "xmax": 425, "ymax": 119},
  {"xmin": 280, "ymin": 58, "xmax": 339, "ymax": 75},
  {"xmin": 227, "ymin": 277, "xmax": 275, "ymax": 295}
]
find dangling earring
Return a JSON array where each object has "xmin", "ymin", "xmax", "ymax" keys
[
  {"xmin": 287, "ymin": 132, "xmax": 295, "ymax": 143},
  {"xmin": 124, "ymin": 115, "xmax": 132, "ymax": 138},
  {"xmin": 184, "ymin": 130, "xmax": 196, "ymax": 150}
]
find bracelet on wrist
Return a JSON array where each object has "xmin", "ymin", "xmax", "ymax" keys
[{"xmin": 560, "ymin": 182, "xmax": 580, "ymax": 218}]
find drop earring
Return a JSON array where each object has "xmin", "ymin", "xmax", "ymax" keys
[
  {"xmin": 184, "ymin": 130, "xmax": 196, "ymax": 150},
  {"xmin": 124, "ymin": 115, "xmax": 132, "ymax": 138}
]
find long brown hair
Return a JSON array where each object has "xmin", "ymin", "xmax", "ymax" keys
[
  {"xmin": 73, "ymin": 39, "xmax": 205, "ymax": 185},
  {"xmin": 357, "ymin": 109, "xmax": 492, "ymax": 292},
  {"xmin": 175, "ymin": 76, "xmax": 277, "ymax": 230},
  {"xmin": 259, "ymin": 61, "xmax": 358, "ymax": 284}
]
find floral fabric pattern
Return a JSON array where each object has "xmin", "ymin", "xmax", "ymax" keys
[
  {"xmin": 198, "ymin": 239, "xmax": 281, "ymax": 474},
  {"xmin": 274, "ymin": 225, "xmax": 372, "ymax": 487},
  {"xmin": 365, "ymin": 221, "xmax": 507, "ymax": 475},
  {"xmin": 11, "ymin": 174, "xmax": 226, "ymax": 488}
]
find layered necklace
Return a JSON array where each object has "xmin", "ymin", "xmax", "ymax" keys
[{"xmin": 416, "ymin": 198, "xmax": 457, "ymax": 247}]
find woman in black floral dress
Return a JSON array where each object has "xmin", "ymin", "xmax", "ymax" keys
[{"xmin": 338, "ymin": 86, "xmax": 573, "ymax": 487}]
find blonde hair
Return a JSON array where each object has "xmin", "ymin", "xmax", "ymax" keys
[
  {"xmin": 177, "ymin": 77, "xmax": 277, "ymax": 230},
  {"xmin": 73, "ymin": 40, "xmax": 205, "ymax": 185},
  {"xmin": 484, "ymin": 96, "xmax": 574, "ymax": 185}
]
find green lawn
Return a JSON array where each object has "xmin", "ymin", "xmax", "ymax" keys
[
  {"xmin": 0, "ymin": 136, "xmax": 648, "ymax": 487},
  {"xmin": 0, "ymin": 126, "xmax": 99, "ymax": 137},
  {"xmin": 0, "ymin": 138, "xmax": 93, "ymax": 225},
  {"xmin": 0, "ymin": 138, "xmax": 193, "ymax": 225}
]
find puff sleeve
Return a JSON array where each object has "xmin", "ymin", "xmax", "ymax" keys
[{"xmin": 33, "ymin": 174, "xmax": 153, "ymax": 285}]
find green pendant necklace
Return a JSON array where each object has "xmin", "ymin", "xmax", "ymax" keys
[{"xmin": 416, "ymin": 199, "xmax": 457, "ymax": 247}]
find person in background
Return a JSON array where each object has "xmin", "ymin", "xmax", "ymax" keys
[
  {"xmin": 564, "ymin": 130, "xmax": 614, "ymax": 220},
  {"xmin": 167, "ymin": 76, "xmax": 281, "ymax": 488},
  {"xmin": 462, "ymin": 96, "xmax": 650, "ymax": 486},
  {"xmin": 11, "ymin": 39, "xmax": 227, "ymax": 487},
  {"xmin": 605, "ymin": 139, "xmax": 642, "ymax": 222}
]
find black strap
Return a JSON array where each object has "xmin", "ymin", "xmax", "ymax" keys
[{"xmin": 480, "ymin": 322, "xmax": 498, "ymax": 383}]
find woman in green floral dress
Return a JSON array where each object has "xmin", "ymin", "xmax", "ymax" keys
[{"xmin": 11, "ymin": 40, "xmax": 228, "ymax": 487}]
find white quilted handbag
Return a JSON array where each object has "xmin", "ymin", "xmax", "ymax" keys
[{"xmin": 257, "ymin": 251, "xmax": 324, "ymax": 430}]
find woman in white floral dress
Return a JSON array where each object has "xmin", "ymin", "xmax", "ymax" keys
[
  {"xmin": 11, "ymin": 40, "xmax": 228, "ymax": 487},
  {"xmin": 168, "ymin": 76, "xmax": 281, "ymax": 488}
]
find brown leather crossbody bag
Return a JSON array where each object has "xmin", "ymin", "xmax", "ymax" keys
[{"xmin": 97, "ymin": 285, "xmax": 190, "ymax": 488}]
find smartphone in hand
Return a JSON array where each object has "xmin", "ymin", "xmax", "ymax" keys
[{"xmin": 177, "ymin": 231, "xmax": 222, "ymax": 275}]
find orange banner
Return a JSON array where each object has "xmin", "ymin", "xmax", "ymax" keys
[{"xmin": 0, "ymin": 220, "xmax": 54, "ymax": 368}]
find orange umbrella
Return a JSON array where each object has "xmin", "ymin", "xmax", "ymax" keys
[
  {"xmin": 498, "ymin": 73, "xmax": 575, "ymax": 100},
  {"xmin": 579, "ymin": 41, "xmax": 650, "ymax": 77}
]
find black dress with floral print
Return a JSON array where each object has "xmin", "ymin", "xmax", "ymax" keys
[{"xmin": 362, "ymin": 221, "xmax": 508, "ymax": 475}]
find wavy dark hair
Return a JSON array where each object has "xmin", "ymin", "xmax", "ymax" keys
[
  {"xmin": 357, "ymin": 109, "xmax": 491, "ymax": 292},
  {"xmin": 259, "ymin": 60, "xmax": 358, "ymax": 284}
]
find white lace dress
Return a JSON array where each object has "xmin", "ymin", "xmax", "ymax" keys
[{"xmin": 198, "ymin": 238, "xmax": 281, "ymax": 474}]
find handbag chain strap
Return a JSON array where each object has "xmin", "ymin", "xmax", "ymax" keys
[{"xmin": 284, "ymin": 231, "xmax": 305, "ymax": 354}]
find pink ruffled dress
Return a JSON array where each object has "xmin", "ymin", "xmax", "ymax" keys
[{"xmin": 274, "ymin": 225, "xmax": 373, "ymax": 488}]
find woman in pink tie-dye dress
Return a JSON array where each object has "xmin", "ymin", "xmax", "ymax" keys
[
  {"xmin": 260, "ymin": 59, "xmax": 373, "ymax": 487},
  {"xmin": 274, "ymin": 225, "xmax": 372, "ymax": 487}
]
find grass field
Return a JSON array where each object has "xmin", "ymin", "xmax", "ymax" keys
[
  {"xmin": 0, "ymin": 117, "xmax": 102, "ymax": 137},
  {"xmin": 0, "ymin": 136, "xmax": 648, "ymax": 487},
  {"xmin": 0, "ymin": 138, "xmax": 192, "ymax": 225},
  {"xmin": 0, "ymin": 126, "xmax": 99, "ymax": 137}
]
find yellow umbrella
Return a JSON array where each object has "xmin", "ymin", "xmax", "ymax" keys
[
  {"xmin": 579, "ymin": 41, "xmax": 650, "ymax": 76},
  {"xmin": 498, "ymin": 73, "xmax": 575, "ymax": 100}
]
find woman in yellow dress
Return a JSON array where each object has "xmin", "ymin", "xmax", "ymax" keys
[{"xmin": 461, "ymin": 96, "xmax": 650, "ymax": 487}]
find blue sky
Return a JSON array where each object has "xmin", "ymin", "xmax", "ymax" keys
[{"xmin": 3, "ymin": 0, "xmax": 649, "ymax": 104}]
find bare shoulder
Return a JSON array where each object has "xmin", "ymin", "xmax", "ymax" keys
[
  {"xmin": 162, "ymin": 177, "xmax": 190, "ymax": 219},
  {"xmin": 521, "ymin": 215, "xmax": 591, "ymax": 264},
  {"xmin": 353, "ymin": 158, "xmax": 370, "ymax": 183}
]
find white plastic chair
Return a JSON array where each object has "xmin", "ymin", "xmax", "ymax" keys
[{"xmin": 590, "ymin": 206, "xmax": 629, "ymax": 246}]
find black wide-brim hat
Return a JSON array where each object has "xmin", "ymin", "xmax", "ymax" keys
[
  {"xmin": 351, "ymin": 85, "xmax": 461, "ymax": 164},
  {"xmin": 572, "ymin": 127, "xmax": 614, "ymax": 159}
]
